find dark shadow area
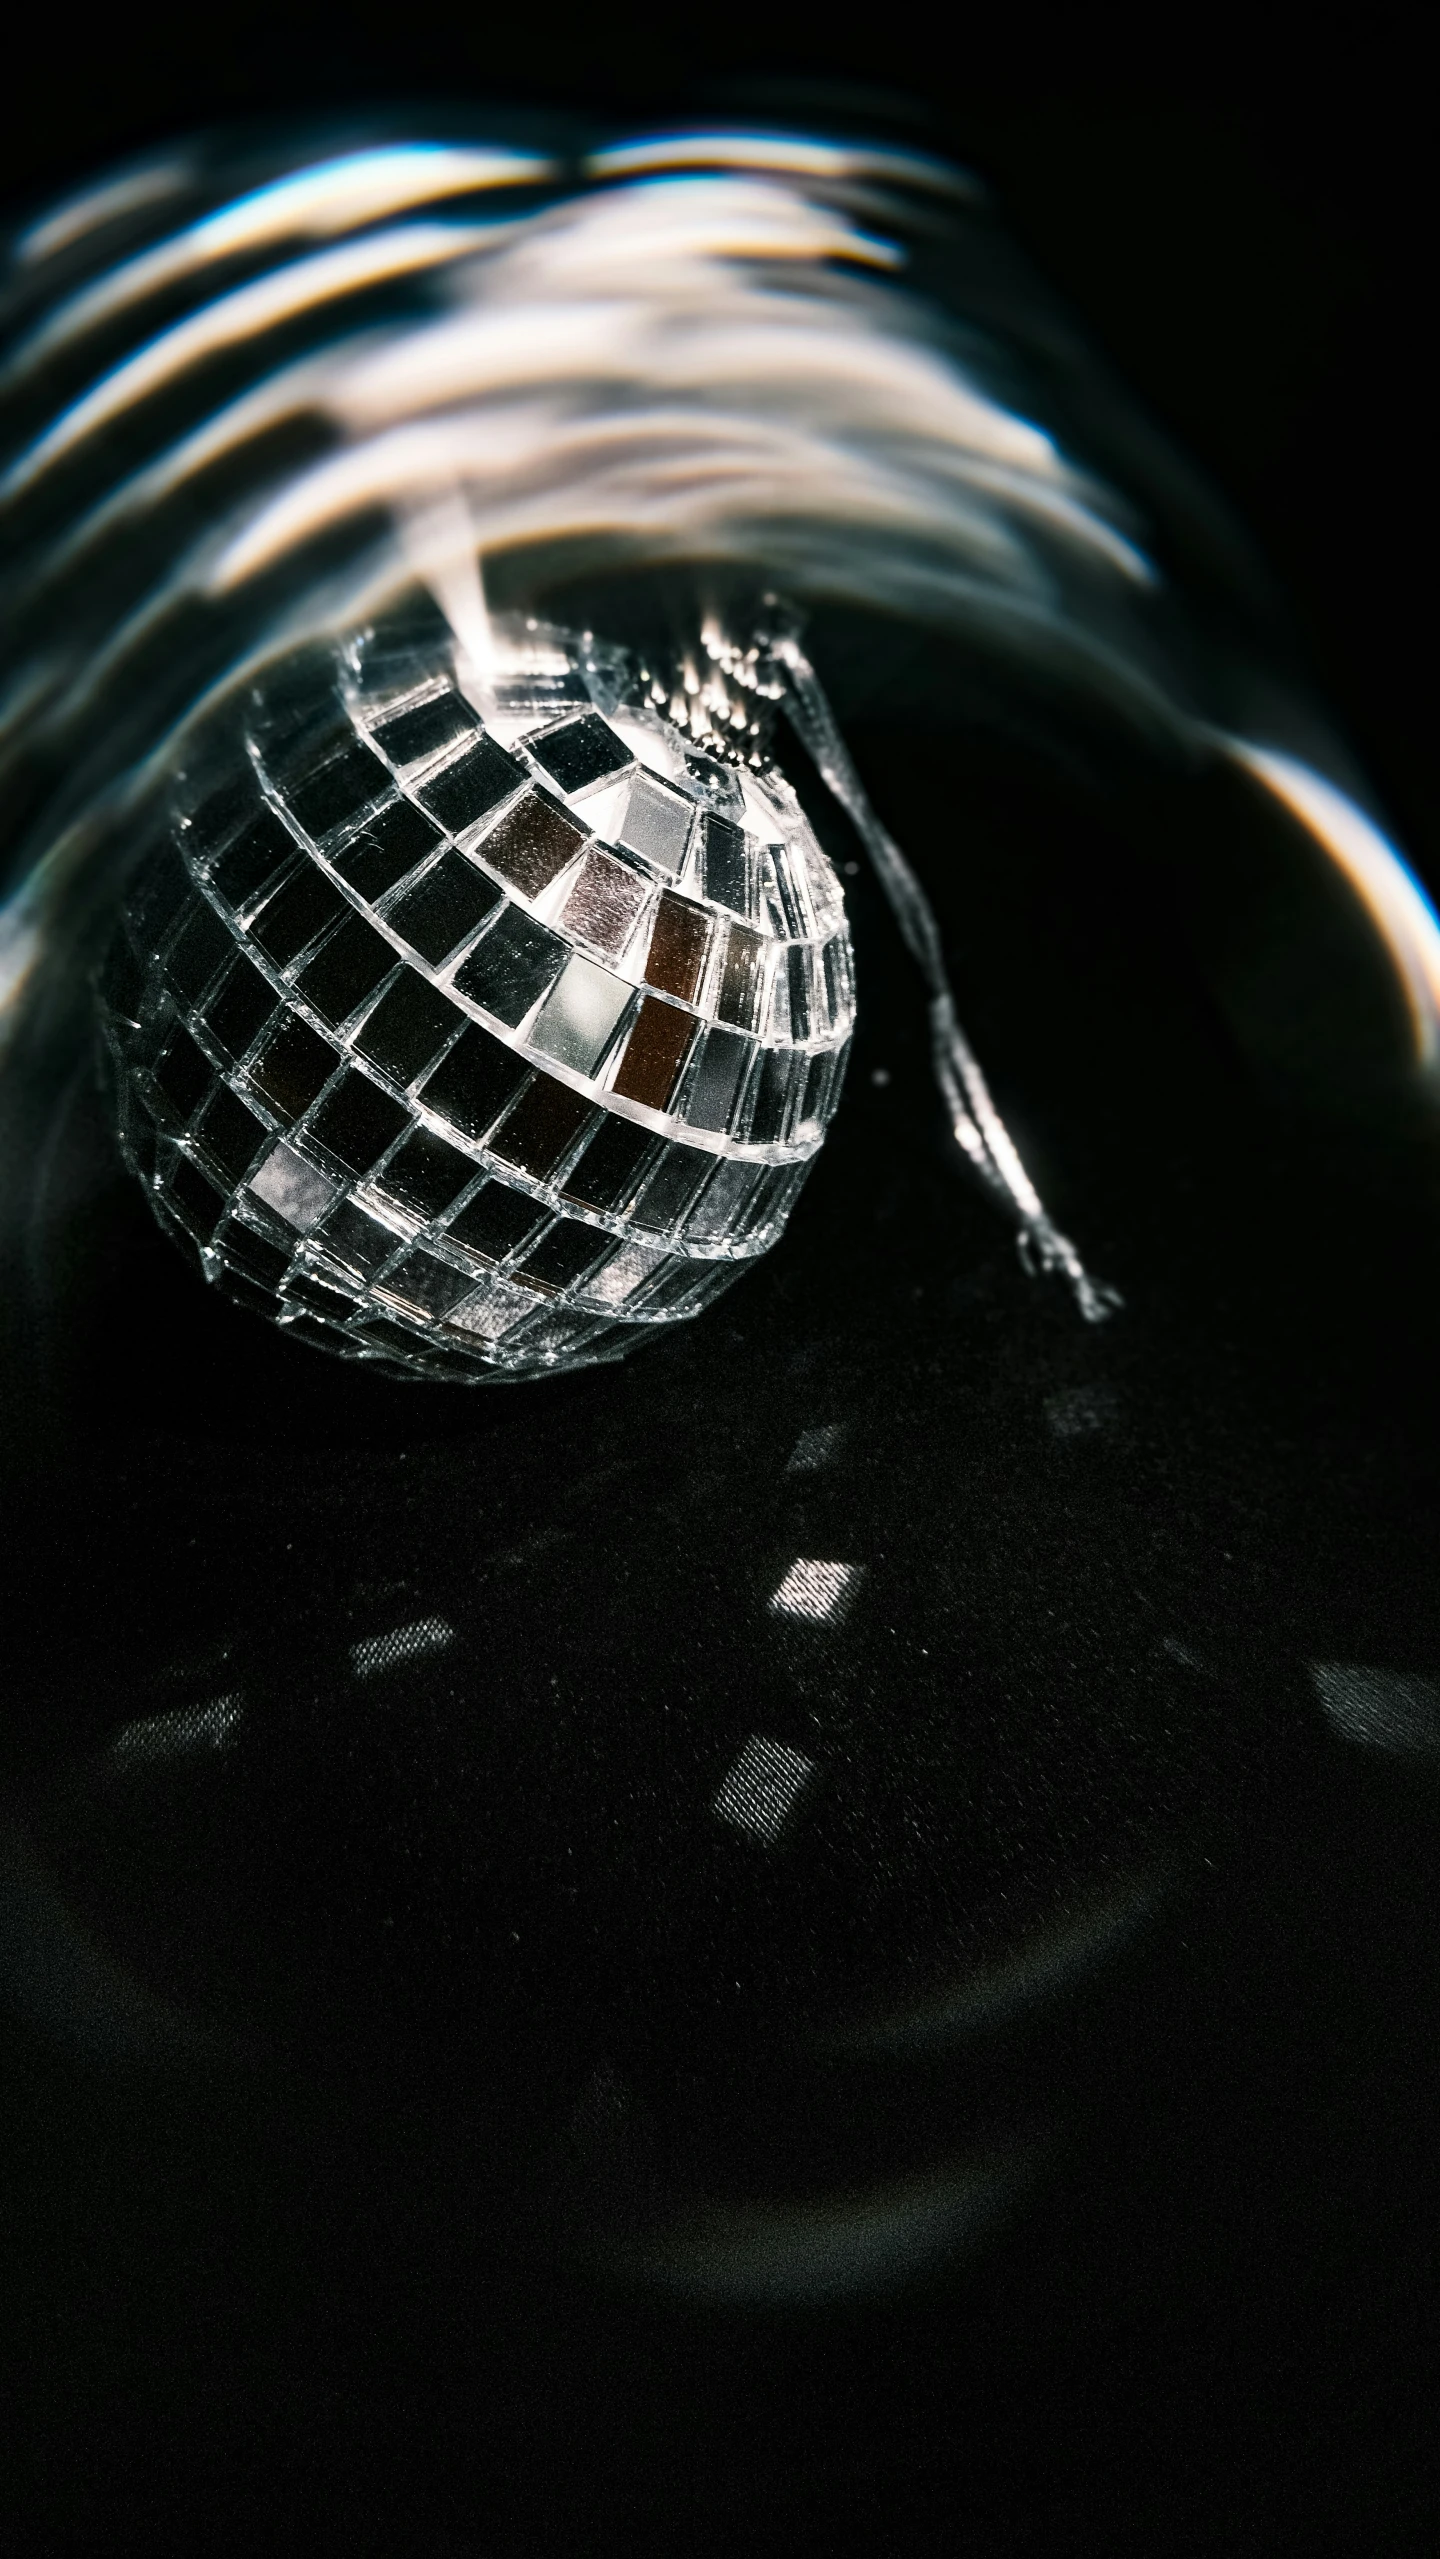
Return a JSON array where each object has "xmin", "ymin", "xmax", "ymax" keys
[{"xmin": 3, "ymin": 43, "xmax": 1439, "ymax": 2558}]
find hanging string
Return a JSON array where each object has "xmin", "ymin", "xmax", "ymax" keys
[{"xmin": 753, "ymin": 617, "xmax": 1121, "ymax": 1323}]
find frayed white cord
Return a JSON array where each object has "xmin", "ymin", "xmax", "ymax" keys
[{"xmin": 770, "ymin": 626, "xmax": 1121, "ymax": 1323}]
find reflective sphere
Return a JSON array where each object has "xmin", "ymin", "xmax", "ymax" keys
[{"xmin": 96, "ymin": 602, "xmax": 854, "ymax": 1382}]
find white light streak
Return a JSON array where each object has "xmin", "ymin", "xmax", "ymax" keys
[
  {"xmin": 583, "ymin": 130, "xmax": 975, "ymax": 198},
  {"xmin": 18, "ymin": 158, "xmax": 195, "ymax": 266},
  {"xmin": 3, "ymin": 224, "xmax": 494, "ymax": 500},
  {"xmin": 1225, "ymin": 738, "xmax": 1440, "ymax": 1065},
  {"xmin": 6, "ymin": 143, "xmax": 550, "ymax": 377}
]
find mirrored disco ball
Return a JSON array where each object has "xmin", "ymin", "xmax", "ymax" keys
[{"xmin": 95, "ymin": 599, "xmax": 854, "ymax": 1382}]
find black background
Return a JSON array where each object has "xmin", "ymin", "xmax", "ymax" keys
[{"xmin": 2, "ymin": 10, "xmax": 1438, "ymax": 2555}]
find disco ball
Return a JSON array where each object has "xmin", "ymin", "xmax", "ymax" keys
[{"xmin": 95, "ymin": 599, "xmax": 856, "ymax": 1383}]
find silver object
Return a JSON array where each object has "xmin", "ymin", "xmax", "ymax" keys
[
  {"xmin": 96, "ymin": 600, "xmax": 855, "ymax": 1381},
  {"xmin": 96, "ymin": 592, "xmax": 1113, "ymax": 1383}
]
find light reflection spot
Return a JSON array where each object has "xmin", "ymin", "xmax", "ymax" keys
[
  {"xmin": 713, "ymin": 1734, "xmax": 815, "ymax": 1842},
  {"xmin": 111, "ymin": 1693, "xmax": 243, "ymax": 1760},
  {"xmin": 1309, "ymin": 1661, "xmax": 1440, "ymax": 1758},
  {"xmin": 1044, "ymin": 1384, "xmax": 1117, "ymax": 1439},
  {"xmin": 770, "ymin": 1557, "xmax": 862, "ymax": 1623},
  {"xmin": 786, "ymin": 1423, "xmax": 849, "ymax": 1474},
  {"xmin": 351, "ymin": 1616, "xmax": 456, "ymax": 1677},
  {"xmin": 249, "ymin": 1141, "xmax": 337, "ymax": 1230}
]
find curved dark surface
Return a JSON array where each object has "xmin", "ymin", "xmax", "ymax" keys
[{"xmin": 3, "ymin": 54, "xmax": 1439, "ymax": 2559}]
